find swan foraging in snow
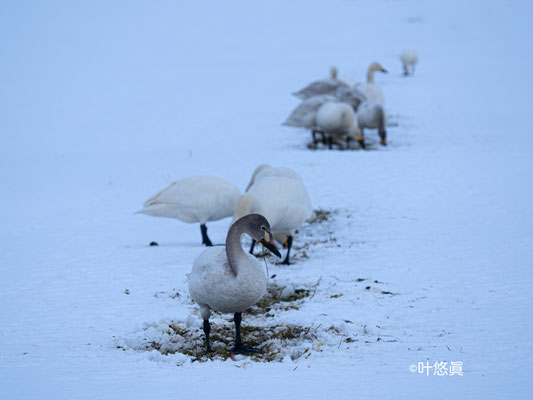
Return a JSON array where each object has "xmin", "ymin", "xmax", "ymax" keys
[
  {"xmin": 315, "ymin": 101, "xmax": 361, "ymax": 149},
  {"xmin": 188, "ymin": 214, "xmax": 281, "ymax": 353},
  {"xmin": 233, "ymin": 166, "xmax": 312, "ymax": 265},
  {"xmin": 356, "ymin": 62, "xmax": 388, "ymax": 105},
  {"xmin": 400, "ymin": 49, "xmax": 418, "ymax": 76},
  {"xmin": 284, "ymin": 89, "xmax": 365, "ymax": 144},
  {"xmin": 356, "ymin": 101, "xmax": 387, "ymax": 147},
  {"xmin": 136, "ymin": 176, "xmax": 240, "ymax": 246}
]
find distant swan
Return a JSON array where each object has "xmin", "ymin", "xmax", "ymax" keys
[
  {"xmin": 400, "ymin": 49, "xmax": 418, "ymax": 76},
  {"xmin": 315, "ymin": 101, "xmax": 361, "ymax": 149},
  {"xmin": 137, "ymin": 176, "xmax": 240, "ymax": 246},
  {"xmin": 188, "ymin": 214, "xmax": 281, "ymax": 353}
]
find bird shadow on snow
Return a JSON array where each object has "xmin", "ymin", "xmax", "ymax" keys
[{"xmin": 117, "ymin": 208, "xmax": 420, "ymax": 364}]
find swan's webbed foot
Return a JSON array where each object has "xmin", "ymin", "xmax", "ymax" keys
[
  {"xmin": 200, "ymin": 224, "xmax": 213, "ymax": 247},
  {"xmin": 279, "ymin": 235, "xmax": 292, "ymax": 265},
  {"xmin": 233, "ymin": 343, "xmax": 259, "ymax": 354}
]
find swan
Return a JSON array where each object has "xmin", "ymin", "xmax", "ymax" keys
[
  {"xmin": 315, "ymin": 101, "xmax": 361, "ymax": 149},
  {"xmin": 400, "ymin": 49, "xmax": 418, "ymax": 76},
  {"xmin": 293, "ymin": 66, "xmax": 351, "ymax": 100},
  {"xmin": 355, "ymin": 62, "xmax": 388, "ymax": 104},
  {"xmin": 356, "ymin": 101, "xmax": 387, "ymax": 147},
  {"xmin": 136, "ymin": 176, "xmax": 240, "ymax": 246},
  {"xmin": 188, "ymin": 214, "xmax": 281, "ymax": 353},
  {"xmin": 233, "ymin": 166, "xmax": 312, "ymax": 264}
]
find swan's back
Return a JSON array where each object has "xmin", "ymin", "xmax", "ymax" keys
[
  {"xmin": 294, "ymin": 79, "xmax": 349, "ymax": 100},
  {"xmin": 316, "ymin": 102, "xmax": 356, "ymax": 135},
  {"xmin": 248, "ymin": 175, "xmax": 312, "ymax": 233},
  {"xmin": 138, "ymin": 176, "xmax": 240, "ymax": 223},
  {"xmin": 283, "ymin": 94, "xmax": 337, "ymax": 129},
  {"xmin": 357, "ymin": 101, "xmax": 386, "ymax": 131}
]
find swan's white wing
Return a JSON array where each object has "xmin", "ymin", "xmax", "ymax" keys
[{"xmin": 283, "ymin": 95, "xmax": 337, "ymax": 128}]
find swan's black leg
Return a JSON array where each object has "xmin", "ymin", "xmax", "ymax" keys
[
  {"xmin": 281, "ymin": 235, "xmax": 293, "ymax": 265},
  {"xmin": 346, "ymin": 136, "xmax": 352, "ymax": 150},
  {"xmin": 312, "ymin": 130, "xmax": 319, "ymax": 144},
  {"xmin": 200, "ymin": 224, "xmax": 213, "ymax": 246},
  {"xmin": 203, "ymin": 319, "xmax": 212, "ymax": 353},
  {"xmin": 327, "ymin": 136, "xmax": 333, "ymax": 149},
  {"xmin": 321, "ymin": 131, "xmax": 326, "ymax": 144},
  {"xmin": 249, "ymin": 239, "xmax": 256, "ymax": 255},
  {"xmin": 357, "ymin": 132, "xmax": 366, "ymax": 149},
  {"xmin": 233, "ymin": 313, "xmax": 258, "ymax": 354}
]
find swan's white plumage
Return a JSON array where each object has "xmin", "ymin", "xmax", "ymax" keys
[
  {"xmin": 357, "ymin": 101, "xmax": 386, "ymax": 131},
  {"xmin": 137, "ymin": 176, "xmax": 240, "ymax": 224},
  {"xmin": 235, "ymin": 166, "xmax": 312, "ymax": 235},
  {"xmin": 188, "ymin": 246, "xmax": 266, "ymax": 318},
  {"xmin": 246, "ymin": 164, "xmax": 303, "ymax": 191},
  {"xmin": 315, "ymin": 101, "xmax": 361, "ymax": 140}
]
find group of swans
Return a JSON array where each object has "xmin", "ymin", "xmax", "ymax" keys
[
  {"xmin": 137, "ymin": 165, "xmax": 312, "ymax": 353},
  {"xmin": 136, "ymin": 52, "xmax": 419, "ymax": 354},
  {"xmin": 285, "ymin": 62, "xmax": 389, "ymax": 149}
]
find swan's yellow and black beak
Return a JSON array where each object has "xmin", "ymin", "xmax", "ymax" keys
[
  {"xmin": 380, "ymin": 67, "xmax": 388, "ymax": 73},
  {"xmin": 260, "ymin": 230, "xmax": 282, "ymax": 258}
]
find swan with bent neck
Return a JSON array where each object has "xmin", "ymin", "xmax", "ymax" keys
[{"xmin": 188, "ymin": 214, "xmax": 281, "ymax": 354}]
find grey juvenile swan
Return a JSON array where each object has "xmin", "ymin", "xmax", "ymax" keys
[{"xmin": 188, "ymin": 214, "xmax": 281, "ymax": 353}]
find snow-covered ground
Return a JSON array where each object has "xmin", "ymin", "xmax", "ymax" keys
[{"xmin": 1, "ymin": 0, "xmax": 532, "ymax": 398}]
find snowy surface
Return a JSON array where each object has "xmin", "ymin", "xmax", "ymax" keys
[{"xmin": 1, "ymin": 0, "xmax": 532, "ymax": 398}]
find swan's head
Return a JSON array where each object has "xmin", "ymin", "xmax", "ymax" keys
[
  {"xmin": 239, "ymin": 214, "xmax": 281, "ymax": 258},
  {"xmin": 369, "ymin": 62, "xmax": 388, "ymax": 74}
]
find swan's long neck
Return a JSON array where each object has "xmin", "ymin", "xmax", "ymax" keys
[
  {"xmin": 367, "ymin": 65, "xmax": 375, "ymax": 84},
  {"xmin": 225, "ymin": 218, "xmax": 250, "ymax": 276}
]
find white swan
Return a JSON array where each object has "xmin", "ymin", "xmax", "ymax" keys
[
  {"xmin": 355, "ymin": 62, "xmax": 388, "ymax": 105},
  {"xmin": 400, "ymin": 49, "xmax": 418, "ymax": 76},
  {"xmin": 315, "ymin": 101, "xmax": 361, "ymax": 149},
  {"xmin": 356, "ymin": 101, "xmax": 387, "ymax": 147},
  {"xmin": 136, "ymin": 176, "xmax": 240, "ymax": 246},
  {"xmin": 233, "ymin": 166, "xmax": 312, "ymax": 264},
  {"xmin": 188, "ymin": 214, "xmax": 281, "ymax": 353}
]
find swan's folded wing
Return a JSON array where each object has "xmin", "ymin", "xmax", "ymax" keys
[
  {"xmin": 293, "ymin": 79, "xmax": 349, "ymax": 100},
  {"xmin": 283, "ymin": 95, "xmax": 337, "ymax": 128}
]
